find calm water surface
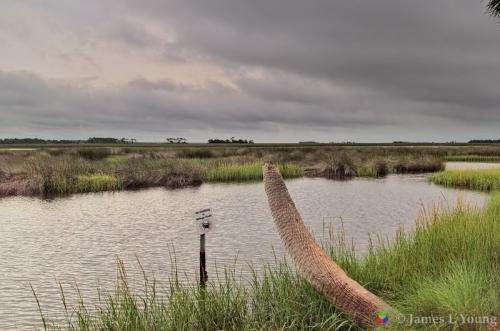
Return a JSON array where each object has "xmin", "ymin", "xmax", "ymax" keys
[{"xmin": 0, "ymin": 175, "xmax": 488, "ymax": 329}]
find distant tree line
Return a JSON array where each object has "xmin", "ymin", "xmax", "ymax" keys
[
  {"xmin": 208, "ymin": 137, "xmax": 254, "ymax": 144},
  {"xmin": 166, "ymin": 137, "xmax": 187, "ymax": 144},
  {"xmin": 0, "ymin": 137, "xmax": 137, "ymax": 144},
  {"xmin": 0, "ymin": 138, "xmax": 73, "ymax": 144},
  {"xmin": 468, "ymin": 139, "xmax": 500, "ymax": 143},
  {"xmin": 87, "ymin": 137, "xmax": 136, "ymax": 144}
]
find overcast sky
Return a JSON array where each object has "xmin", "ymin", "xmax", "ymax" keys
[{"xmin": 1, "ymin": 0, "xmax": 499, "ymax": 142}]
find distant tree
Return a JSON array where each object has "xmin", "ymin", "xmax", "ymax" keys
[
  {"xmin": 0, "ymin": 137, "xmax": 136, "ymax": 144},
  {"xmin": 166, "ymin": 137, "xmax": 187, "ymax": 144},
  {"xmin": 87, "ymin": 137, "xmax": 121, "ymax": 144},
  {"xmin": 208, "ymin": 137, "xmax": 253, "ymax": 144},
  {"xmin": 0, "ymin": 138, "xmax": 55, "ymax": 144},
  {"xmin": 468, "ymin": 139, "xmax": 500, "ymax": 143}
]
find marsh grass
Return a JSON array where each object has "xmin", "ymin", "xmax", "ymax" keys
[
  {"xmin": 392, "ymin": 155, "xmax": 444, "ymax": 174},
  {"xmin": 203, "ymin": 161, "xmax": 303, "ymax": 182},
  {"xmin": 357, "ymin": 159, "xmax": 388, "ymax": 178},
  {"xmin": 429, "ymin": 168, "xmax": 500, "ymax": 191},
  {"xmin": 34, "ymin": 193, "xmax": 500, "ymax": 330},
  {"xmin": 76, "ymin": 148, "xmax": 112, "ymax": 160},
  {"xmin": 36, "ymin": 259, "xmax": 353, "ymax": 331},
  {"xmin": 105, "ymin": 155, "xmax": 130, "ymax": 163},
  {"xmin": 76, "ymin": 173, "xmax": 122, "ymax": 192},
  {"xmin": 445, "ymin": 155, "xmax": 500, "ymax": 162},
  {"xmin": 1, "ymin": 145, "xmax": 498, "ymax": 197}
]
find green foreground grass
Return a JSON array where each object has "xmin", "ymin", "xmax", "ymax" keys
[
  {"xmin": 429, "ymin": 168, "xmax": 500, "ymax": 191},
  {"xmin": 37, "ymin": 193, "xmax": 500, "ymax": 330}
]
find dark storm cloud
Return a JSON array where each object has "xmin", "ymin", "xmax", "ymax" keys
[
  {"xmin": 1, "ymin": 0, "xmax": 499, "ymax": 141},
  {"xmin": 0, "ymin": 71, "xmax": 396, "ymax": 134},
  {"xmin": 128, "ymin": 0, "xmax": 500, "ymax": 112}
]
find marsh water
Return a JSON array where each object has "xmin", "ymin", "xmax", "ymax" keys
[{"xmin": 0, "ymin": 168, "xmax": 489, "ymax": 329}]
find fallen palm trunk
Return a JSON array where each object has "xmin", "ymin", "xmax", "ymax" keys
[{"xmin": 263, "ymin": 163, "xmax": 393, "ymax": 328}]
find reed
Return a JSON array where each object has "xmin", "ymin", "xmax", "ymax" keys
[{"xmin": 429, "ymin": 168, "xmax": 500, "ymax": 191}]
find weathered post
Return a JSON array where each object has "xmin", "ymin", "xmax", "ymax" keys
[
  {"xmin": 194, "ymin": 208, "xmax": 213, "ymax": 287},
  {"xmin": 199, "ymin": 233, "xmax": 207, "ymax": 286}
]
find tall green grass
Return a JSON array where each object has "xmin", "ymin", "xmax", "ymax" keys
[
  {"xmin": 37, "ymin": 260, "xmax": 351, "ymax": 331},
  {"xmin": 429, "ymin": 168, "xmax": 500, "ymax": 191},
  {"xmin": 36, "ymin": 193, "xmax": 500, "ymax": 330},
  {"xmin": 76, "ymin": 173, "xmax": 122, "ymax": 192},
  {"xmin": 203, "ymin": 161, "xmax": 303, "ymax": 182}
]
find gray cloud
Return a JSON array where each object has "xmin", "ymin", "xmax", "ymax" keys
[{"xmin": 1, "ymin": 0, "xmax": 500, "ymax": 142}]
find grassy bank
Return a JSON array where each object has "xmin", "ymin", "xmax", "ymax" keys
[
  {"xmin": 5, "ymin": 144, "xmax": 500, "ymax": 197},
  {"xmin": 36, "ymin": 192, "xmax": 500, "ymax": 330},
  {"xmin": 0, "ymin": 153, "xmax": 304, "ymax": 197},
  {"xmin": 429, "ymin": 168, "xmax": 500, "ymax": 191},
  {"xmin": 0, "ymin": 146, "xmax": 448, "ymax": 198}
]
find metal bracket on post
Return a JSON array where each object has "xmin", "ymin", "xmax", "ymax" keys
[{"xmin": 194, "ymin": 208, "xmax": 214, "ymax": 287}]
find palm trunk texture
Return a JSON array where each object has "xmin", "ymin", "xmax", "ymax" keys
[{"xmin": 263, "ymin": 163, "xmax": 394, "ymax": 328}]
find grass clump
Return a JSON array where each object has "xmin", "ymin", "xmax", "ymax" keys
[
  {"xmin": 331, "ymin": 194, "xmax": 500, "ymax": 329},
  {"xmin": 203, "ymin": 161, "xmax": 303, "ymax": 182},
  {"xmin": 116, "ymin": 158, "xmax": 203, "ymax": 189},
  {"xmin": 76, "ymin": 148, "xmax": 112, "ymax": 160},
  {"xmin": 105, "ymin": 154, "xmax": 129, "ymax": 163},
  {"xmin": 399, "ymin": 263, "xmax": 499, "ymax": 327},
  {"xmin": 176, "ymin": 148, "xmax": 216, "ymax": 158},
  {"xmin": 76, "ymin": 173, "xmax": 122, "ymax": 192},
  {"xmin": 392, "ymin": 155, "xmax": 444, "ymax": 174},
  {"xmin": 429, "ymin": 168, "xmax": 500, "ymax": 191},
  {"xmin": 357, "ymin": 159, "xmax": 388, "ymax": 177}
]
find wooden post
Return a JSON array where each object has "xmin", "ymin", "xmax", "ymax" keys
[
  {"xmin": 195, "ymin": 208, "xmax": 212, "ymax": 288},
  {"xmin": 200, "ymin": 233, "xmax": 207, "ymax": 287}
]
